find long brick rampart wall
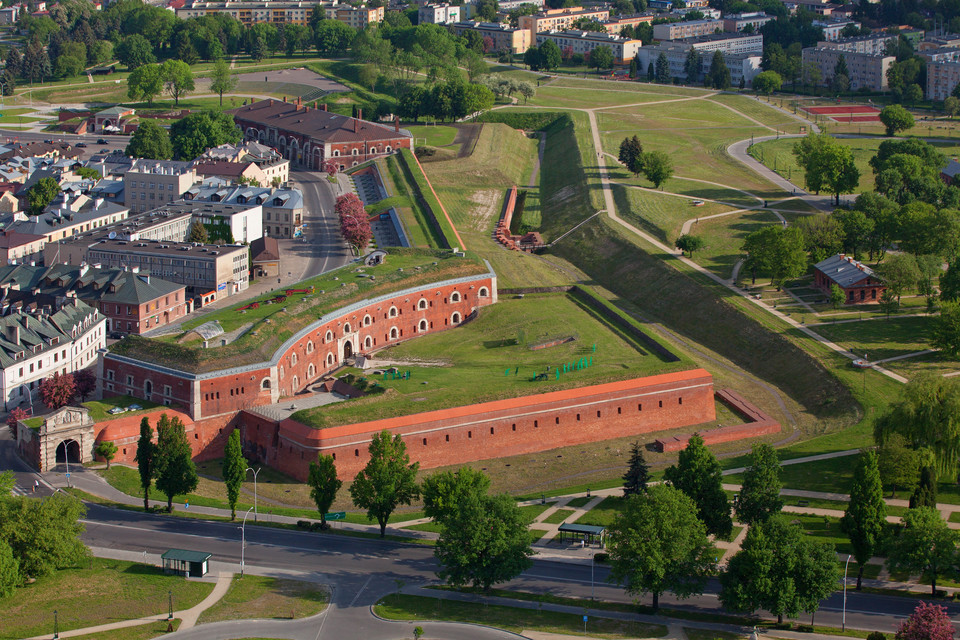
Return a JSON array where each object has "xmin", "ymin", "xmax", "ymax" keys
[{"xmin": 235, "ymin": 368, "xmax": 717, "ymax": 480}]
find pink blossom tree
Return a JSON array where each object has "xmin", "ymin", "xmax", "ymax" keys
[
  {"xmin": 324, "ymin": 160, "xmax": 338, "ymax": 177},
  {"xmin": 7, "ymin": 406, "xmax": 28, "ymax": 437},
  {"xmin": 38, "ymin": 372, "xmax": 75, "ymax": 410},
  {"xmin": 896, "ymin": 602, "xmax": 955, "ymax": 640},
  {"xmin": 335, "ymin": 193, "xmax": 372, "ymax": 254}
]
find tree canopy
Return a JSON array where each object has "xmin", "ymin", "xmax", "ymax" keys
[
  {"xmin": 734, "ymin": 444, "xmax": 783, "ymax": 526},
  {"xmin": 307, "ymin": 453, "xmax": 342, "ymax": 527},
  {"xmin": 841, "ymin": 450, "xmax": 886, "ymax": 589},
  {"xmin": 170, "ymin": 109, "xmax": 241, "ymax": 160},
  {"xmin": 663, "ymin": 434, "xmax": 731, "ymax": 539},
  {"xmin": 126, "ymin": 120, "xmax": 172, "ymax": 160},
  {"xmin": 886, "ymin": 507, "xmax": 958, "ymax": 595},
  {"xmin": 349, "ymin": 430, "xmax": 420, "ymax": 537},
  {"xmin": 154, "ymin": 413, "xmax": 199, "ymax": 512}
]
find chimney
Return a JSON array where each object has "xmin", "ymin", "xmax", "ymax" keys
[
  {"xmin": 283, "ymin": 96, "xmax": 287, "ymax": 102},
  {"xmin": 354, "ymin": 118, "xmax": 359, "ymax": 134},
  {"xmin": 321, "ymin": 103, "xmax": 328, "ymax": 112},
  {"xmin": 358, "ymin": 108, "xmax": 363, "ymax": 122},
  {"xmin": 5, "ymin": 323, "xmax": 18, "ymax": 345},
  {"xmin": 395, "ymin": 116, "xmax": 400, "ymax": 133}
]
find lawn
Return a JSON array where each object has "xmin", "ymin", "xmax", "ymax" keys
[
  {"xmin": 541, "ymin": 508, "xmax": 576, "ymax": 525},
  {"xmin": 407, "ymin": 124, "xmax": 459, "ymax": 147},
  {"xmin": 610, "ymin": 184, "xmax": 739, "ymax": 244},
  {"xmin": 374, "ymin": 593, "xmax": 669, "ymax": 638},
  {"xmin": 293, "ymin": 293, "xmax": 689, "ymax": 429},
  {"xmin": 690, "ymin": 209, "xmax": 784, "ymax": 280},
  {"xmin": 707, "ymin": 94, "xmax": 807, "ymax": 131},
  {"xmin": 728, "ymin": 455, "xmax": 856, "ymax": 495},
  {"xmin": 197, "ymin": 575, "xmax": 328, "ymax": 623},
  {"xmin": 578, "ymin": 496, "xmax": 624, "ymax": 527},
  {"xmin": 684, "ymin": 629, "xmax": 746, "ymax": 640},
  {"xmin": 812, "ymin": 316, "xmax": 933, "ymax": 362},
  {"xmin": 82, "ymin": 395, "xmax": 163, "ymax": 422},
  {"xmin": 0, "ymin": 558, "xmax": 212, "ymax": 640},
  {"xmin": 750, "ymin": 137, "xmax": 960, "ymax": 195},
  {"xmin": 70, "ymin": 619, "xmax": 182, "ymax": 640}
]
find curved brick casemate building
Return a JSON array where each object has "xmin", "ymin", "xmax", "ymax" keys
[{"xmin": 88, "ymin": 262, "xmax": 773, "ymax": 479}]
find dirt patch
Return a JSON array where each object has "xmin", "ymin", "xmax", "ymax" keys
[
  {"xmin": 467, "ymin": 189, "xmax": 501, "ymax": 232},
  {"xmin": 453, "ymin": 123, "xmax": 482, "ymax": 158}
]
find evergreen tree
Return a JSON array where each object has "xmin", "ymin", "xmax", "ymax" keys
[
  {"xmin": 647, "ymin": 61, "xmax": 655, "ymax": 81},
  {"xmin": 834, "ymin": 54, "xmax": 849, "ymax": 79},
  {"xmin": 188, "ymin": 221, "xmax": 209, "ymax": 243},
  {"xmin": 684, "ymin": 48, "xmax": 701, "ymax": 85},
  {"xmin": 734, "ymin": 444, "xmax": 783, "ymax": 525},
  {"xmin": 617, "ymin": 135, "xmax": 644, "ymax": 176},
  {"xmin": 622, "ymin": 441, "xmax": 649, "ymax": 496},
  {"xmin": 655, "ymin": 52, "xmax": 670, "ymax": 83},
  {"xmin": 708, "ymin": 50, "xmax": 731, "ymax": 90},
  {"xmin": 910, "ymin": 466, "xmax": 938, "ymax": 509},
  {"xmin": 664, "ymin": 434, "xmax": 732, "ymax": 538},
  {"xmin": 135, "ymin": 417, "xmax": 153, "ymax": 511},
  {"xmin": 842, "ymin": 450, "xmax": 887, "ymax": 590},
  {"xmin": 221, "ymin": 429, "xmax": 246, "ymax": 520},
  {"xmin": 154, "ymin": 414, "xmax": 199, "ymax": 512},
  {"xmin": 0, "ymin": 540, "xmax": 18, "ymax": 598}
]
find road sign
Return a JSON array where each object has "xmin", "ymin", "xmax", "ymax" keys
[
  {"xmin": 324, "ymin": 511, "xmax": 346, "ymax": 521},
  {"xmin": 583, "ymin": 616, "xmax": 588, "ymax": 622},
  {"xmin": 65, "ymin": 472, "xmax": 70, "ymax": 478}
]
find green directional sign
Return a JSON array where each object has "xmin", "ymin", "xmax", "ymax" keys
[{"xmin": 325, "ymin": 511, "xmax": 346, "ymax": 521}]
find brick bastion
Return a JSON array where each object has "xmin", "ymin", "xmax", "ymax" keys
[{"xmin": 82, "ymin": 265, "xmax": 779, "ymax": 478}]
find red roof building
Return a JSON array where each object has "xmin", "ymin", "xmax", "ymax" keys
[{"xmin": 230, "ymin": 98, "xmax": 413, "ymax": 171}]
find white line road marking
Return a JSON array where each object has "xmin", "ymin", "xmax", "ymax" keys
[{"xmin": 348, "ymin": 576, "xmax": 372, "ymax": 608}]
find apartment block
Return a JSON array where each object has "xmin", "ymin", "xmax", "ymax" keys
[
  {"xmin": 176, "ymin": 0, "xmax": 331, "ymax": 25},
  {"xmin": 603, "ymin": 12, "xmax": 655, "ymax": 35},
  {"xmin": 519, "ymin": 7, "xmax": 610, "ymax": 39},
  {"xmin": 333, "ymin": 5, "xmax": 383, "ymax": 28},
  {"xmin": 722, "ymin": 12, "xmax": 773, "ymax": 33},
  {"xmin": 812, "ymin": 18, "xmax": 861, "ymax": 41},
  {"xmin": 419, "ymin": 3, "xmax": 461, "ymax": 24},
  {"xmin": 635, "ymin": 41, "xmax": 761, "ymax": 87},
  {"xmin": 451, "ymin": 21, "xmax": 532, "ymax": 54},
  {"xmin": 801, "ymin": 46, "xmax": 894, "ymax": 91},
  {"xmin": 123, "ymin": 161, "xmax": 197, "ymax": 214},
  {"xmin": 652, "ymin": 19, "xmax": 723, "ymax": 41},
  {"xmin": 927, "ymin": 60, "xmax": 960, "ymax": 101},
  {"xmin": 536, "ymin": 30, "xmax": 643, "ymax": 64}
]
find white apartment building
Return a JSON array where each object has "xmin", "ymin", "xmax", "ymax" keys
[
  {"xmin": 722, "ymin": 12, "xmax": 773, "ymax": 33},
  {"xmin": 419, "ymin": 3, "xmax": 461, "ymax": 24},
  {"xmin": 123, "ymin": 161, "xmax": 198, "ymax": 214},
  {"xmin": 812, "ymin": 18, "xmax": 861, "ymax": 41},
  {"xmin": 652, "ymin": 19, "xmax": 723, "ymax": 41},
  {"xmin": 927, "ymin": 59, "xmax": 960, "ymax": 101},
  {"xmin": 801, "ymin": 46, "xmax": 894, "ymax": 91},
  {"xmin": 0, "ymin": 299, "xmax": 106, "ymax": 410},
  {"xmin": 535, "ymin": 30, "xmax": 643, "ymax": 64},
  {"xmin": 635, "ymin": 42, "xmax": 761, "ymax": 87}
]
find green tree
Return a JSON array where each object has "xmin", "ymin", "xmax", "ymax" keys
[
  {"xmin": 932, "ymin": 301, "xmax": 960, "ymax": 358},
  {"xmin": 796, "ymin": 214, "xmax": 844, "ymax": 263},
  {"xmin": 878, "ymin": 433, "xmax": 919, "ymax": 499},
  {"xmin": 26, "ymin": 177, "xmax": 60, "ymax": 216},
  {"xmin": 210, "ymin": 58, "xmax": 237, "ymax": 107},
  {"xmin": 607, "ymin": 485, "xmax": 715, "ymax": 611},
  {"xmin": 540, "ymin": 40, "xmax": 562, "ymax": 71},
  {"xmin": 154, "ymin": 414, "xmax": 199, "ymax": 512},
  {"xmin": 170, "ymin": 110, "xmax": 241, "ymax": 161},
  {"xmin": 0, "ymin": 540, "xmax": 19, "ymax": 598},
  {"xmin": 0, "ymin": 492, "xmax": 87, "ymax": 580},
  {"xmin": 125, "ymin": 120, "xmax": 172, "ymax": 160},
  {"xmin": 135, "ymin": 416, "xmax": 154, "ymax": 511},
  {"xmin": 841, "ymin": 450, "xmax": 886, "ymax": 590},
  {"xmin": 622, "ymin": 441, "xmax": 649, "ymax": 497},
  {"xmin": 942, "ymin": 260, "xmax": 960, "ymax": 302},
  {"xmin": 655, "ymin": 52, "xmax": 670, "ymax": 83},
  {"xmin": 734, "ymin": 444, "xmax": 783, "ymax": 526},
  {"xmin": 675, "ymin": 234, "xmax": 705, "ymax": 257},
  {"xmin": 684, "ymin": 48, "xmax": 701, "ymax": 85},
  {"xmin": 876, "ymin": 253, "xmax": 920, "ymax": 304},
  {"xmin": 834, "ymin": 54, "xmax": 849, "ymax": 79},
  {"xmin": 423, "ymin": 467, "xmax": 490, "ymax": 523},
  {"xmin": 588, "ymin": 45, "xmax": 613, "ymax": 72},
  {"xmin": 127, "ymin": 63, "xmax": 163, "ymax": 105},
  {"xmin": 708, "ymin": 50, "xmax": 731, "ymax": 90},
  {"xmin": 187, "ymin": 221, "xmax": 209, "ymax": 243},
  {"xmin": 879, "ymin": 289, "xmax": 900, "ymax": 317},
  {"xmin": 830, "ymin": 283, "xmax": 846, "ymax": 309},
  {"xmin": 793, "ymin": 133, "xmax": 860, "ymax": 206},
  {"xmin": 720, "ymin": 516, "xmax": 840, "ymax": 624},
  {"xmin": 753, "ymin": 70, "xmax": 782, "ymax": 95},
  {"xmin": 161, "ymin": 59, "xmax": 194, "ymax": 106},
  {"xmin": 94, "ymin": 441, "xmax": 117, "ymax": 469},
  {"xmin": 618, "ymin": 135, "xmax": 644, "ymax": 176},
  {"xmin": 641, "ymin": 150, "xmax": 673, "ymax": 189},
  {"xmin": 116, "ymin": 34, "xmax": 155, "ymax": 70},
  {"xmin": 307, "ymin": 453, "xmax": 341, "ymax": 527},
  {"xmin": 879, "ymin": 104, "xmax": 915, "ymax": 137},
  {"xmin": 874, "ymin": 375, "xmax": 960, "ymax": 478},
  {"xmin": 664, "ymin": 434, "xmax": 732, "ymax": 539},
  {"xmin": 741, "ymin": 226, "xmax": 807, "ymax": 289},
  {"xmin": 909, "ymin": 466, "xmax": 938, "ymax": 509},
  {"xmin": 313, "ymin": 19, "xmax": 354, "ymax": 56},
  {"xmin": 349, "ymin": 430, "xmax": 420, "ymax": 537},
  {"xmin": 945, "ymin": 96, "xmax": 960, "ymax": 118},
  {"xmin": 886, "ymin": 507, "xmax": 958, "ymax": 595},
  {"xmin": 222, "ymin": 429, "xmax": 246, "ymax": 520}
]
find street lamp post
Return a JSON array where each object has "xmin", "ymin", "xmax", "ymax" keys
[
  {"xmin": 53, "ymin": 610, "xmax": 58, "ymax": 639},
  {"xmin": 240, "ymin": 506, "xmax": 254, "ymax": 577},
  {"xmin": 168, "ymin": 590, "xmax": 173, "ymax": 620},
  {"xmin": 842, "ymin": 554, "xmax": 852, "ymax": 631},
  {"xmin": 590, "ymin": 554, "xmax": 595, "ymax": 600},
  {"xmin": 245, "ymin": 467, "xmax": 261, "ymax": 522}
]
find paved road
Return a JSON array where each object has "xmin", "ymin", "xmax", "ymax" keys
[
  {"xmin": 1, "ymin": 129, "xmax": 128, "ymax": 161},
  {"xmin": 79, "ymin": 503, "xmax": 956, "ymax": 634},
  {"xmin": 288, "ymin": 169, "xmax": 352, "ymax": 281}
]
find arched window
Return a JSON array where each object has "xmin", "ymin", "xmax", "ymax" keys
[
  {"xmin": 292, "ymin": 375, "xmax": 299, "ymax": 389},
  {"xmin": 390, "ymin": 327, "xmax": 398, "ymax": 339},
  {"xmin": 451, "ymin": 312, "xmax": 461, "ymax": 324},
  {"xmin": 450, "ymin": 291, "xmax": 461, "ymax": 302},
  {"xmin": 307, "ymin": 364, "xmax": 316, "ymax": 378},
  {"xmin": 352, "ymin": 161, "xmax": 358, "ymax": 167},
  {"xmin": 261, "ymin": 378, "xmax": 271, "ymax": 390},
  {"xmin": 417, "ymin": 299, "xmax": 428, "ymax": 310},
  {"xmin": 333, "ymin": 149, "xmax": 340, "ymax": 157},
  {"xmin": 326, "ymin": 353, "xmax": 334, "ymax": 366},
  {"xmin": 279, "ymin": 365, "xmax": 285, "ymax": 379},
  {"xmin": 306, "ymin": 340, "xmax": 314, "ymax": 354},
  {"xmin": 388, "ymin": 306, "xmax": 398, "ymax": 318},
  {"xmin": 325, "ymin": 330, "xmax": 333, "ymax": 343},
  {"xmin": 291, "ymin": 353, "xmax": 298, "ymax": 366},
  {"xmin": 363, "ymin": 314, "xmax": 372, "ymax": 326},
  {"xmin": 418, "ymin": 319, "xmax": 428, "ymax": 332},
  {"xmin": 352, "ymin": 148, "xmax": 359, "ymax": 156},
  {"xmin": 479, "ymin": 287, "xmax": 489, "ymax": 297},
  {"xmin": 364, "ymin": 336, "xmax": 372, "ymax": 349},
  {"xmin": 144, "ymin": 380, "xmax": 152, "ymax": 398},
  {"xmin": 385, "ymin": 146, "xmax": 392, "ymax": 152},
  {"xmin": 343, "ymin": 322, "xmax": 352, "ymax": 334},
  {"xmin": 370, "ymin": 147, "xmax": 378, "ymax": 154}
]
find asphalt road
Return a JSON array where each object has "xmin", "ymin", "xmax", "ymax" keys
[
  {"xmin": 288, "ymin": 169, "xmax": 351, "ymax": 280},
  {"xmin": 2, "ymin": 129, "xmax": 128, "ymax": 161},
  {"xmin": 77, "ymin": 502, "xmax": 960, "ymax": 635}
]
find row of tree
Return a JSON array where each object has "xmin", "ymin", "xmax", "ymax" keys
[
  {"xmin": 617, "ymin": 135, "xmax": 674, "ymax": 188},
  {"xmin": 124, "ymin": 109, "xmax": 242, "ymax": 162}
]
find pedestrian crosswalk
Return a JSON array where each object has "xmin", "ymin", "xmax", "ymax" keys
[{"xmin": 11, "ymin": 485, "xmax": 26, "ymax": 496}]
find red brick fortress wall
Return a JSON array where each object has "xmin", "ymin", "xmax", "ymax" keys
[
  {"xmin": 239, "ymin": 368, "xmax": 717, "ymax": 480},
  {"xmin": 653, "ymin": 389, "xmax": 781, "ymax": 452}
]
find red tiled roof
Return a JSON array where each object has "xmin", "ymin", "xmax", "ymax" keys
[
  {"xmin": 0, "ymin": 230, "xmax": 45, "ymax": 248},
  {"xmin": 231, "ymin": 99, "xmax": 410, "ymax": 145},
  {"xmin": 194, "ymin": 160, "xmax": 255, "ymax": 177}
]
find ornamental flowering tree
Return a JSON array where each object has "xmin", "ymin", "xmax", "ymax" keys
[
  {"xmin": 38, "ymin": 372, "xmax": 75, "ymax": 410},
  {"xmin": 73, "ymin": 368, "xmax": 97, "ymax": 402},
  {"xmin": 335, "ymin": 193, "xmax": 372, "ymax": 254},
  {"xmin": 7, "ymin": 406, "xmax": 28, "ymax": 438},
  {"xmin": 896, "ymin": 601, "xmax": 954, "ymax": 640},
  {"xmin": 324, "ymin": 160, "xmax": 338, "ymax": 177}
]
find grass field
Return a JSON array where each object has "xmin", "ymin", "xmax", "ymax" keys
[
  {"xmin": 407, "ymin": 124, "xmax": 459, "ymax": 147},
  {"xmin": 577, "ymin": 496, "xmax": 623, "ymax": 527},
  {"xmin": 610, "ymin": 184, "xmax": 739, "ymax": 244},
  {"xmin": 812, "ymin": 316, "xmax": 933, "ymax": 362},
  {"xmin": 0, "ymin": 559, "xmax": 212, "ymax": 640},
  {"xmin": 197, "ymin": 576, "xmax": 328, "ymax": 623},
  {"xmin": 82, "ymin": 395, "xmax": 163, "ymax": 422},
  {"xmin": 70, "ymin": 619, "xmax": 182, "ymax": 640},
  {"xmin": 541, "ymin": 508, "xmax": 576, "ymax": 524},
  {"xmin": 293, "ymin": 293, "xmax": 689, "ymax": 429},
  {"xmin": 374, "ymin": 593, "xmax": 669, "ymax": 638},
  {"xmin": 750, "ymin": 137, "xmax": 960, "ymax": 194},
  {"xmin": 689, "ymin": 209, "xmax": 784, "ymax": 280}
]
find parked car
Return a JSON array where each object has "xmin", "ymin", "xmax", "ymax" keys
[
  {"xmin": 97, "ymin": 138, "xmax": 108, "ymax": 145},
  {"xmin": 75, "ymin": 142, "xmax": 87, "ymax": 148}
]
